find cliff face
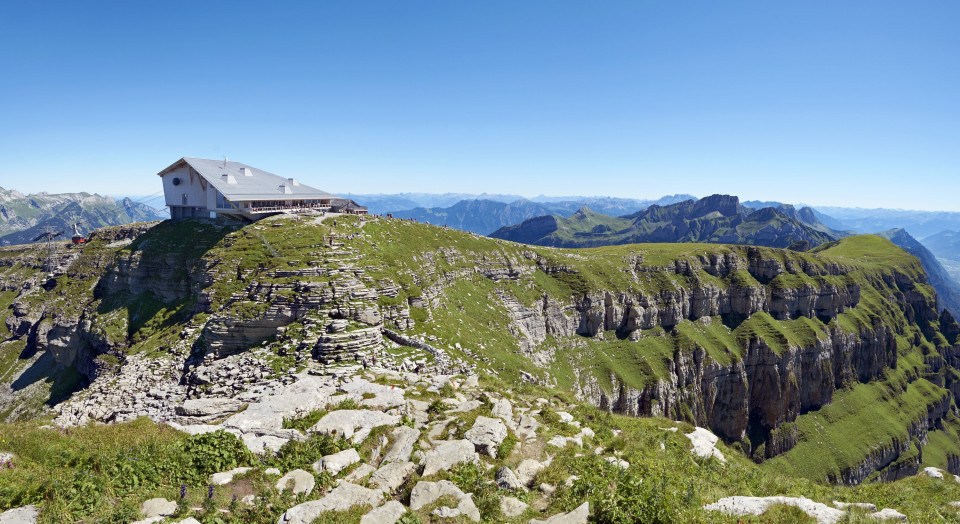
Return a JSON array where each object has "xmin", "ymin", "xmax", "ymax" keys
[{"xmin": 1, "ymin": 216, "xmax": 958, "ymax": 486}]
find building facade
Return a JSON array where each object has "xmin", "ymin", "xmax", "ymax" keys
[{"xmin": 158, "ymin": 158, "xmax": 362, "ymax": 220}]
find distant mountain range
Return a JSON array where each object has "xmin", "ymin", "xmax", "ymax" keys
[
  {"xmin": 386, "ymin": 194, "xmax": 696, "ymax": 234},
  {"xmin": 340, "ymin": 192, "xmax": 696, "ymax": 223},
  {"xmin": 923, "ymin": 230, "xmax": 960, "ymax": 261},
  {"xmin": 0, "ymin": 188, "xmax": 166, "ymax": 246},
  {"xmin": 810, "ymin": 206, "xmax": 960, "ymax": 239},
  {"xmin": 489, "ymin": 194, "xmax": 834, "ymax": 250}
]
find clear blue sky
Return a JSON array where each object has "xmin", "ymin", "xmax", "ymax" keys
[{"xmin": 1, "ymin": 1, "xmax": 958, "ymax": 210}]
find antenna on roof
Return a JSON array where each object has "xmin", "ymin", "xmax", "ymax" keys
[{"xmin": 222, "ymin": 156, "xmax": 228, "ymax": 168}]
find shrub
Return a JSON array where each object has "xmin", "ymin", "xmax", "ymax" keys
[
  {"xmin": 263, "ymin": 433, "xmax": 349, "ymax": 472},
  {"xmin": 282, "ymin": 409, "xmax": 327, "ymax": 432},
  {"xmin": 179, "ymin": 430, "xmax": 253, "ymax": 478}
]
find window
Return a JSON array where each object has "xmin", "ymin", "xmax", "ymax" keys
[{"xmin": 182, "ymin": 194, "xmax": 188, "ymax": 205}]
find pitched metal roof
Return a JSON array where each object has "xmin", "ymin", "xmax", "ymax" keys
[{"xmin": 158, "ymin": 157, "xmax": 336, "ymax": 200}]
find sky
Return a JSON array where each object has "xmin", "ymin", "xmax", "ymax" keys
[{"xmin": 1, "ymin": 1, "xmax": 958, "ymax": 210}]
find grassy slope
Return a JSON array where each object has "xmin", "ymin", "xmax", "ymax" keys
[{"xmin": 0, "ymin": 219, "xmax": 956, "ymax": 492}]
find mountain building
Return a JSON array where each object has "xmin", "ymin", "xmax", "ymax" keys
[{"xmin": 158, "ymin": 157, "xmax": 366, "ymax": 220}]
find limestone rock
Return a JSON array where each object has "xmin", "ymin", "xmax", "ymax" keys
[
  {"xmin": 515, "ymin": 458, "xmax": 544, "ymax": 487},
  {"xmin": 175, "ymin": 398, "xmax": 245, "ymax": 419},
  {"xmin": 501, "ymin": 496, "xmax": 528, "ymax": 518},
  {"xmin": 464, "ymin": 416, "xmax": 508, "ymax": 457},
  {"xmin": 210, "ymin": 467, "xmax": 253, "ymax": 486},
  {"xmin": 277, "ymin": 482, "xmax": 384, "ymax": 524},
  {"xmin": 421, "ymin": 439, "xmax": 479, "ymax": 477},
  {"xmin": 491, "ymin": 398, "xmax": 515, "ymax": 428},
  {"xmin": 313, "ymin": 448, "xmax": 361, "ymax": 475},
  {"xmin": 370, "ymin": 461, "xmax": 417, "ymax": 493},
  {"xmin": 517, "ymin": 415, "xmax": 540, "ymax": 440},
  {"xmin": 410, "ymin": 480, "xmax": 481, "ymax": 522},
  {"xmin": 529, "ymin": 501, "xmax": 589, "ymax": 524},
  {"xmin": 496, "ymin": 466, "xmax": 523, "ymax": 490},
  {"xmin": 833, "ymin": 501, "xmax": 877, "ymax": 511},
  {"xmin": 451, "ymin": 399, "xmax": 483, "ymax": 413},
  {"xmin": 341, "ymin": 379, "xmax": 406, "ymax": 409},
  {"xmin": 605, "ymin": 457, "xmax": 629, "ymax": 469},
  {"xmin": 276, "ymin": 469, "xmax": 316, "ymax": 496},
  {"xmin": 310, "ymin": 410, "xmax": 400, "ymax": 444},
  {"xmin": 381, "ymin": 425, "xmax": 419, "ymax": 463},
  {"xmin": 345, "ymin": 463, "xmax": 376, "ymax": 482},
  {"xmin": 0, "ymin": 505, "xmax": 39, "ymax": 524},
  {"xmin": 140, "ymin": 498, "xmax": 177, "ymax": 518},
  {"xmin": 870, "ymin": 508, "xmax": 907, "ymax": 521},
  {"xmin": 923, "ymin": 466, "xmax": 944, "ymax": 479},
  {"xmin": 685, "ymin": 427, "xmax": 726, "ymax": 462},
  {"xmin": 360, "ymin": 500, "xmax": 407, "ymax": 524},
  {"xmin": 704, "ymin": 496, "xmax": 844, "ymax": 524}
]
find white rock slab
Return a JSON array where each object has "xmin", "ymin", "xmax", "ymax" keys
[
  {"xmin": 685, "ymin": 427, "xmax": 726, "ymax": 462},
  {"xmin": 704, "ymin": 496, "xmax": 844, "ymax": 524}
]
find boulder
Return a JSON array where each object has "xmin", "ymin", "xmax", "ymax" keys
[
  {"xmin": 923, "ymin": 466, "xmax": 944, "ymax": 479},
  {"xmin": 310, "ymin": 410, "xmax": 400, "ymax": 444},
  {"xmin": 360, "ymin": 500, "xmax": 407, "ymax": 524},
  {"xmin": 140, "ymin": 498, "xmax": 177, "ymax": 518},
  {"xmin": 410, "ymin": 480, "xmax": 481, "ymax": 522},
  {"xmin": 870, "ymin": 508, "xmax": 907, "ymax": 521},
  {"xmin": 605, "ymin": 457, "xmax": 629, "ymax": 469},
  {"xmin": 276, "ymin": 482, "xmax": 384, "ymax": 524},
  {"xmin": 464, "ymin": 416, "xmax": 508, "ymax": 457},
  {"xmin": 370, "ymin": 461, "xmax": 417, "ymax": 493},
  {"xmin": 239, "ymin": 428, "xmax": 306, "ymax": 454},
  {"xmin": 491, "ymin": 398, "xmax": 515, "ymax": 428},
  {"xmin": 501, "ymin": 496, "xmax": 528, "ymax": 518},
  {"xmin": 210, "ymin": 467, "xmax": 253, "ymax": 486},
  {"xmin": 313, "ymin": 448, "xmax": 361, "ymax": 475},
  {"xmin": 421, "ymin": 439, "xmax": 479, "ymax": 477},
  {"xmin": 515, "ymin": 458, "xmax": 544, "ymax": 487},
  {"xmin": 381, "ymin": 425, "xmax": 420, "ymax": 463},
  {"xmin": 496, "ymin": 466, "xmax": 523, "ymax": 490},
  {"xmin": 0, "ymin": 505, "xmax": 39, "ymax": 524},
  {"xmin": 517, "ymin": 415, "xmax": 540, "ymax": 440},
  {"xmin": 529, "ymin": 501, "xmax": 589, "ymax": 524},
  {"xmin": 685, "ymin": 427, "xmax": 726, "ymax": 462},
  {"xmin": 276, "ymin": 469, "xmax": 316, "ymax": 496}
]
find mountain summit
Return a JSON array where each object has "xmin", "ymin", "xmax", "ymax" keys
[{"xmin": 490, "ymin": 194, "xmax": 833, "ymax": 249}]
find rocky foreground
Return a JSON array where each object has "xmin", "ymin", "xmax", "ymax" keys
[{"xmin": 7, "ymin": 362, "xmax": 960, "ymax": 523}]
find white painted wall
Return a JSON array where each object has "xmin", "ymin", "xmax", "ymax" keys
[{"xmin": 161, "ymin": 166, "xmax": 209, "ymax": 210}]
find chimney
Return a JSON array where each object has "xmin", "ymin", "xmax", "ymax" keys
[{"xmin": 240, "ymin": 167, "xmax": 253, "ymax": 176}]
